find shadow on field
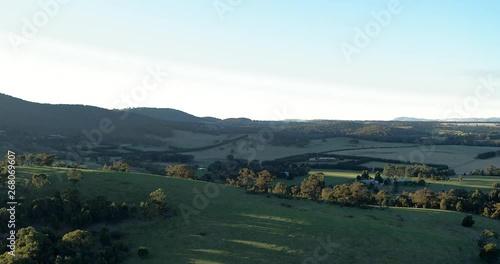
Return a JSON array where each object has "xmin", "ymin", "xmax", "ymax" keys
[{"xmin": 178, "ymin": 213, "xmax": 309, "ymax": 263}]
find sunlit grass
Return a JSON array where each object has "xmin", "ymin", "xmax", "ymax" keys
[
  {"xmin": 228, "ymin": 240, "xmax": 301, "ymax": 254},
  {"xmin": 14, "ymin": 166, "xmax": 500, "ymax": 264},
  {"xmin": 241, "ymin": 214, "xmax": 310, "ymax": 225}
]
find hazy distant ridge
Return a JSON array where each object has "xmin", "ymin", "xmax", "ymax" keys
[{"xmin": 393, "ymin": 117, "xmax": 500, "ymax": 122}]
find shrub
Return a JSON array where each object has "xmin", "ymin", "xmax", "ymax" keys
[
  {"xmin": 417, "ymin": 179, "xmax": 426, "ymax": 186},
  {"xmin": 479, "ymin": 243, "xmax": 498, "ymax": 263},
  {"xmin": 483, "ymin": 230, "xmax": 499, "ymax": 239},
  {"xmin": 462, "ymin": 215, "xmax": 475, "ymax": 227},
  {"xmin": 477, "ymin": 152, "xmax": 496, "ymax": 160},
  {"xmin": 138, "ymin": 246, "xmax": 149, "ymax": 258}
]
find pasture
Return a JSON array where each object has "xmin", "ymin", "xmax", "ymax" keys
[
  {"xmin": 331, "ymin": 145, "xmax": 500, "ymax": 174},
  {"xmin": 13, "ymin": 167, "xmax": 500, "ymax": 264},
  {"xmin": 188, "ymin": 137, "xmax": 413, "ymax": 166},
  {"xmin": 287, "ymin": 169, "xmax": 498, "ymax": 193}
]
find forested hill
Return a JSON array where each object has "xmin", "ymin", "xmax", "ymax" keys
[
  {"xmin": 129, "ymin": 107, "xmax": 215, "ymax": 123},
  {"xmin": 0, "ymin": 93, "xmax": 173, "ymax": 138}
]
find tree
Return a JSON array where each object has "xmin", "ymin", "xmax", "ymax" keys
[
  {"xmin": 166, "ymin": 164, "xmax": 196, "ymax": 179},
  {"xmin": 410, "ymin": 188, "xmax": 431, "ymax": 208},
  {"xmin": 374, "ymin": 172, "xmax": 383, "ymax": 183},
  {"xmin": 61, "ymin": 229, "xmax": 95, "ymax": 250},
  {"xmin": 361, "ymin": 170, "xmax": 370, "ymax": 180},
  {"xmin": 290, "ymin": 185, "xmax": 301, "ymax": 197},
  {"xmin": 300, "ymin": 173, "xmax": 326, "ymax": 200},
  {"xmin": 391, "ymin": 180, "xmax": 399, "ymax": 194},
  {"xmin": 58, "ymin": 230, "xmax": 95, "ymax": 263},
  {"xmin": 383, "ymin": 164, "xmax": 395, "ymax": 177},
  {"xmin": 0, "ymin": 226, "xmax": 54, "ymax": 263},
  {"xmin": 486, "ymin": 165, "xmax": 497, "ymax": 176},
  {"xmin": 440, "ymin": 199, "xmax": 447, "ymax": 210},
  {"xmin": 148, "ymin": 188, "xmax": 168, "ymax": 215},
  {"xmin": 103, "ymin": 161, "xmax": 131, "ymax": 172},
  {"xmin": 493, "ymin": 183, "xmax": 500, "ymax": 189},
  {"xmin": 479, "ymin": 243, "xmax": 498, "ymax": 263},
  {"xmin": 272, "ymin": 182, "xmax": 288, "ymax": 195},
  {"xmin": 119, "ymin": 161, "xmax": 132, "ymax": 172},
  {"xmin": 32, "ymin": 173, "xmax": 50, "ymax": 188},
  {"xmin": 375, "ymin": 190, "xmax": 390, "ymax": 207},
  {"xmin": 236, "ymin": 168, "xmax": 257, "ymax": 188},
  {"xmin": 349, "ymin": 182, "xmax": 372, "ymax": 205},
  {"xmin": 138, "ymin": 247, "xmax": 149, "ymax": 258},
  {"xmin": 67, "ymin": 168, "xmax": 82, "ymax": 186},
  {"xmin": 417, "ymin": 179, "xmax": 426, "ymax": 186},
  {"xmin": 483, "ymin": 230, "xmax": 499, "ymax": 239},
  {"xmin": 150, "ymin": 188, "xmax": 166, "ymax": 204},
  {"xmin": 462, "ymin": 215, "xmax": 475, "ymax": 227},
  {"xmin": 254, "ymin": 170, "xmax": 275, "ymax": 192},
  {"xmin": 321, "ymin": 187, "xmax": 333, "ymax": 202}
]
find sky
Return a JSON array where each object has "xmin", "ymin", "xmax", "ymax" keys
[{"xmin": 0, "ymin": 0, "xmax": 499, "ymax": 121}]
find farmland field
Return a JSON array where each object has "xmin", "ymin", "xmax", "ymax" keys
[
  {"xmin": 287, "ymin": 170, "xmax": 359, "ymax": 186},
  {"xmin": 188, "ymin": 137, "xmax": 414, "ymax": 165},
  {"xmin": 331, "ymin": 145, "xmax": 500, "ymax": 174},
  {"xmin": 288, "ymin": 169, "xmax": 498, "ymax": 192},
  {"xmin": 11, "ymin": 167, "xmax": 500, "ymax": 264}
]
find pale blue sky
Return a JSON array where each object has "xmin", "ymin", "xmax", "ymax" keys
[{"xmin": 0, "ymin": 0, "xmax": 499, "ymax": 120}]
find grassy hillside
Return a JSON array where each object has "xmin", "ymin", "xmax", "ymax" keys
[{"xmin": 13, "ymin": 167, "xmax": 500, "ymax": 264}]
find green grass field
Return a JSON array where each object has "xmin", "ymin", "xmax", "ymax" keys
[
  {"xmin": 370, "ymin": 175, "xmax": 498, "ymax": 194},
  {"xmin": 12, "ymin": 167, "xmax": 500, "ymax": 264},
  {"xmin": 286, "ymin": 170, "xmax": 359, "ymax": 186},
  {"xmin": 288, "ymin": 169, "xmax": 498, "ymax": 193}
]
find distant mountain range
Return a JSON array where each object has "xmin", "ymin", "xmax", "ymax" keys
[
  {"xmin": 1, "ymin": 93, "xmax": 499, "ymax": 140},
  {"xmin": 393, "ymin": 117, "xmax": 500, "ymax": 122},
  {"xmin": 0, "ymin": 93, "xmax": 259, "ymax": 139}
]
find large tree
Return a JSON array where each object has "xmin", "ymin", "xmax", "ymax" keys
[
  {"xmin": 273, "ymin": 182, "xmax": 288, "ymax": 195},
  {"xmin": 236, "ymin": 168, "xmax": 257, "ymax": 188},
  {"xmin": 254, "ymin": 170, "xmax": 275, "ymax": 192},
  {"xmin": 166, "ymin": 164, "xmax": 196, "ymax": 179},
  {"xmin": 300, "ymin": 173, "xmax": 326, "ymax": 200},
  {"xmin": 60, "ymin": 229, "xmax": 95, "ymax": 257},
  {"xmin": 67, "ymin": 169, "xmax": 83, "ymax": 186},
  {"xmin": 32, "ymin": 173, "xmax": 50, "ymax": 188},
  {"xmin": 0, "ymin": 226, "xmax": 54, "ymax": 263}
]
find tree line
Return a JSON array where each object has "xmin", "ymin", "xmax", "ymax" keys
[
  {"xmin": 471, "ymin": 165, "xmax": 500, "ymax": 177},
  {"xmin": 383, "ymin": 164, "xmax": 456, "ymax": 180},
  {"xmin": 0, "ymin": 167, "xmax": 172, "ymax": 263},
  {"xmin": 227, "ymin": 168, "xmax": 500, "ymax": 221}
]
